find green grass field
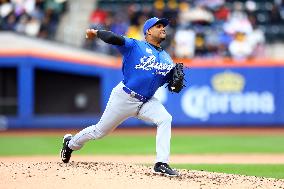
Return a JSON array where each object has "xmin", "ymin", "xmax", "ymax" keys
[
  {"xmin": 1, "ymin": 135, "xmax": 284, "ymax": 155},
  {"xmin": 173, "ymin": 164, "xmax": 284, "ymax": 179},
  {"xmin": 1, "ymin": 135, "xmax": 284, "ymax": 179}
]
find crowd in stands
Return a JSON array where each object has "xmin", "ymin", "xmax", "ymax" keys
[
  {"xmin": 84, "ymin": 0, "xmax": 284, "ymax": 60},
  {"xmin": 1, "ymin": 0, "xmax": 284, "ymax": 60},
  {"xmin": 0, "ymin": 0, "xmax": 67, "ymax": 39}
]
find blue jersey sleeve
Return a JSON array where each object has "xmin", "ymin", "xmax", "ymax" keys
[{"xmin": 115, "ymin": 36, "xmax": 136, "ymax": 54}]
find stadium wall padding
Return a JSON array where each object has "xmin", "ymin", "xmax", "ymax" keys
[{"xmin": 0, "ymin": 55, "xmax": 284, "ymax": 128}]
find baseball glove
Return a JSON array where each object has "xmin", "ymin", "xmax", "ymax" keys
[{"xmin": 167, "ymin": 63, "xmax": 186, "ymax": 93}]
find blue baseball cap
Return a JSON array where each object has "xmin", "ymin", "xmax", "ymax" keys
[{"xmin": 143, "ymin": 17, "xmax": 169, "ymax": 35}]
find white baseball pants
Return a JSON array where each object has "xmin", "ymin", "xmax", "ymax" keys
[{"xmin": 68, "ymin": 82, "xmax": 172, "ymax": 163}]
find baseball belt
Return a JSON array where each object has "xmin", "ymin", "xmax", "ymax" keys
[{"xmin": 122, "ymin": 87, "xmax": 148, "ymax": 103}]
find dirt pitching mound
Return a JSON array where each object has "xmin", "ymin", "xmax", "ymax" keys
[{"xmin": 0, "ymin": 161, "xmax": 283, "ymax": 189}]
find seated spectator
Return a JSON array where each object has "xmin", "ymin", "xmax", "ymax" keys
[
  {"xmin": 126, "ymin": 14, "xmax": 145, "ymax": 40},
  {"xmin": 229, "ymin": 32, "xmax": 254, "ymax": 60},
  {"xmin": 223, "ymin": 13, "xmax": 253, "ymax": 35},
  {"xmin": 194, "ymin": 32, "xmax": 207, "ymax": 57},
  {"xmin": 2, "ymin": 12, "xmax": 16, "ymax": 30},
  {"xmin": 247, "ymin": 12, "xmax": 265, "ymax": 58},
  {"xmin": 25, "ymin": 16, "xmax": 40, "ymax": 37},
  {"xmin": 217, "ymin": 31, "xmax": 232, "ymax": 57},
  {"xmin": 214, "ymin": 4, "xmax": 230, "ymax": 22},
  {"xmin": 110, "ymin": 14, "xmax": 128, "ymax": 36},
  {"xmin": 89, "ymin": 8, "xmax": 108, "ymax": 29},
  {"xmin": 15, "ymin": 12, "xmax": 29, "ymax": 33},
  {"xmin": 180, "ymin": 4, "xmax": 214, "ymax": 24},
  {"xmin": 270, "ymin": 3, "xmax": 282, "ymax": 24},
  {"xmin": 126, "ymin": 24, "xmax": 142, "ymax": 40},
  {"xmin": 0, "ymin": 0, "xmax": 13, "ymax": 19},
  {"xmin": 174, "ymin": 26, "xmax": 195, "ymax": 58}
]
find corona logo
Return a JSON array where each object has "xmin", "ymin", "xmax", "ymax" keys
[{"xmin": 211, "ymin": 71, "xmax": 244, "ymax": 93}]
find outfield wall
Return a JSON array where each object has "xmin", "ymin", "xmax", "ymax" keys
[{"xmin": 0, "ymin": 52, "xmax": 284, "ymax": 128}]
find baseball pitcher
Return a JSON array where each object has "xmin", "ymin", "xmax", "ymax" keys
[{"xmin": 60, "ymin": 17, "xmax": 185, "ymax": 177}]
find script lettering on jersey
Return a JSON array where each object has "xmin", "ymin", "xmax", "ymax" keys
[{"xmin": 135, "ymin": 55, "xmax": 173, "ymax": 76}]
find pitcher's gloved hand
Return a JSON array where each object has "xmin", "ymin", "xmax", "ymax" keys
[{"xmin": 167, "ymin": 63, "xmax": 186, "ymax": 93}]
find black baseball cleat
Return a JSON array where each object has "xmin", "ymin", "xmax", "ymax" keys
[
  {"xmin": 60, "ymin": 134, "xmax": 73, "ymax": 163},
  {"xmin": 153, "ymin": 162, "xmax": 180, "ymax": 177}
]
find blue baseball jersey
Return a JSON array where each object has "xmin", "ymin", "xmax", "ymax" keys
[{"xmin": 116, "ymin": 37, "xmax": 174, "ymax": 99}]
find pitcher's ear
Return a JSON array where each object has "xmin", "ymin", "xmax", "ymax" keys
[{"xmin": 146, "ymin": 30, "xmax": 151, "ymax": 35}]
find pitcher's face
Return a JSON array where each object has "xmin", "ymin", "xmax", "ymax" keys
[{"xmin": 147, "ymin": 23, "xmax": 167, "ymax": 41}]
